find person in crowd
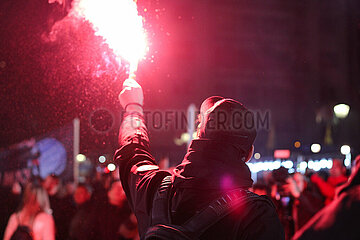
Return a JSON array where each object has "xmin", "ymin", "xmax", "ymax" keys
[
  {"xmin": 293, "ymin": 155, "xmax": 360, "ymax": 240},
  {"xmin": 310, "ymin": 158, "xmax": 348, "ymax": 205},
  {"xmin": 72, "ymin": 183, "xmax": 91, "ymax": 207},
  {"xmin": 69, "ymin": 188, "xmax": 93, "ymax": 240},
  {"xmin": 284, "ymin": 172, "xmax": 324, "ymax": 231},
  {"xmin": 3, "ymin": 181, "xmax": 55, "ymax": 240},
  {"xmin": 0, "ymin": 172, "xmax": 22, "ymax": 239},
  {"xmin": 42, "ymin": 174, "xmax": 60, "ymax": 197},
  {"xmin": 270, "ymin": 167, "xmax": 295, "ymax": 240},
  {"xmin": 42, "ymin": 174, "xmax": 76, "ymax": 240},
  {"xmin": 114, "ymin": 78, "xmax": 284, "ymax": 239},
  {"xmin": 69, "ymin": 180, "xmax": 138, "ymax": 240}
]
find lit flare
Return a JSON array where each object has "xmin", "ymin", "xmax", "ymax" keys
[{"xmin": 72, "ymin": 0, "xmax": 147, "ymax": 74}]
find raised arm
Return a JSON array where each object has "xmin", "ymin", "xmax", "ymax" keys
[{"xmin": 114, "ymin": 77, "xmax": 170, "ymax": 237}]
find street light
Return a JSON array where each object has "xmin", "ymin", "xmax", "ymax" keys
[
  {"xmin": 334, "ymin": 104, "xmax": 350, "ymax": 119},
  {"xmin": 107, "ymin": 163, "xmax": 116, "ymax": 172},
  {"xmin": 311, "ymin": 144, "xmax": 321, "ymax": 153},
  {"xmin": 99, "ymin": 155, "xmax": 106, "ymax": 163},
  {"xmin": 76, "ymin": 154, "xmax": 86, "ymax": 162}
]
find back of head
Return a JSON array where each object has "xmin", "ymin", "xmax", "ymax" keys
[
  {"xmin": 74, "ymin": 184, "xmax": 91, "ymax": 205},
  {"xmin": 330, "ymin": 158, "xmax": 346, "ymax": 177},
  {"xmin": 107, "ymin": 180, "xmax": 126, "ymax": 206},
  {"xmin": 20, "ymin": 181, "xmax": 51, "ymax": 215},
  {"xmin": 197, "ymin": 97, "xmax": 257, "ymax": 154}
]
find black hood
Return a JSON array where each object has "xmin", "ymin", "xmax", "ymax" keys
[{"xmin": 173, "ymin": 139, "xmax": 253, "ymax": 190}]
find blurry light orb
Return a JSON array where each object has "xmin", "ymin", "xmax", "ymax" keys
[
  {"xmin": 308, "ymin": 160, "xmax": 314, "ymax": 169},
  {"xmin": 294, "ymin": 141, "xmax": 301, "ymax": 148},
  {"xmin": 333, "ymin": 104, "xmax": 350, "ymax": 119},
  {"xmin": 174, "ymin": 138, "xmax": 183, "ymax": 146},
  {"xmin": 254, "ymin": 153, "xmax": 261, "ymax": 159},
  {"xmin": 340, "ymin": 145, "xmax": 351, "ymax": 155},
  {"xmin": 299, "ymin": 161, "xmax": 307, "ymax": 171},
  {"xmin": 192, "ymin": 132, "xmax": 197, "ymax": 139},
  {"xmin": 344, "ymin": 157, "xmax": 351, "ymax": 167},
  {"xmin": 107, "ymin": 163, "xmax": 116, "ymax": 172},
  {"xmin": 76, "ymin": 154, "xmax": 86, "ymax": 162},
  {"xmin": 99, "ymin": 155, "xmax": 106, "ymax": 163},
  {"xmin": 181, "ymin": 133, "xmax": 190, "ymax": 142},
  {"xmin": 311, "ymin": 144, "xmax": 321, "ymax": 153},
  {"xmin": 327, "ymin": 159, "xmax": 333, "ymax": 169},
  {"xmin": 320, "ymin": 159, "xmax": 328, "ymax": 168},
  {"xmin": 282, "ymin": 160, "xmax": 294, "ymax": 169},
  {"xmin": 313, "ymin": 161, "xmax": 321, "ymax": 171}
]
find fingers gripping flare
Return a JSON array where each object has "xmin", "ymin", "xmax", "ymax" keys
[{"xmin": 119, "ymin": 77, "xmax": 144, "ymax": 114}]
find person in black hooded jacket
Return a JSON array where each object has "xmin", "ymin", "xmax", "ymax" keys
[{"xmin": 114, "ymin": 77, "xmax": 284, "ymax": 240}]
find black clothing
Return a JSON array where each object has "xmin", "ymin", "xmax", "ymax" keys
[
  {"xmin": 292, "ymin": 183, "xmax": 324, "ymax": 231},
  {"xmin": 0, "ymin": 187, "xmax": 20, "ymax": 239},
  {"xmin": 49, "ymin": 194, "xmax": 76, "ymax": 240},
  {"xmin": 114, "ymin": 113, "xmax": 284, "ymax": 239},
  {"xmin": 92, "ymin": 200, "xmax": 134, "ymax": 240},
  {"xmin": 69, "ymin": 199, "xmax": 134, "ymax": 240},
  {"xmin": 69, "ymin": 201, "xmax": 93, "ymax": 240}
]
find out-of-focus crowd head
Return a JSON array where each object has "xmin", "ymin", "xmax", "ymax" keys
[
  {"xmin": 330, "ymin": 158, "xmax": 346, "ymax": 177},
  {"xmin": 20, "ymin": 181, "xmax": 51, "ymax": 215},
  {"xmin": 73, "ymin": 184, "xmax": 91, "ymax": 206},
  {"xmin": 107, "ymin": 180, "xmax": 126, "ymax": 207},
  {"xmin": 292, "ymin": 172, "xmax": 306, "ymax": 193},
  {"xmin": 42, "ymin": 174, "xmax": 60, "ymax": 196}
]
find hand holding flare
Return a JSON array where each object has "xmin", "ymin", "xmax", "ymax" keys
[{"xmin": 119, "ymin": 75, "xmax": 144, "ymax": 114}]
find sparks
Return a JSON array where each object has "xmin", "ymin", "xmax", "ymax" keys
[{"xmin": 72, "ymin": 0, "xmax": 148, "ymax": 74}]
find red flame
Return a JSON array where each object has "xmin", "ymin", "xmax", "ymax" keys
[{"xmin": 71, "ymin": 0, "xmax": 148, "ymax": 74}]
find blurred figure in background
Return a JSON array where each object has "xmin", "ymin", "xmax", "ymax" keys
[
  {"xmin": 284, "ymin": 172, "xmax": 324, "ymax": 231},
  {"xmin": 72, "ymin": 184, "xmax": 91, "ymax": 207},
  {"xmin": 69, "ymin": 180, "xmax": 138, "ymax": 240},
  {"xmin": 3, "ymin": 181, "xmax": 55, "ymax": 240},
  {"xmin": 310, "ymin": 158, "xmax": 348, "ymax": 205},
  {"xmin": 293, "ymin": 155, "xmax": 360, "ymax": 240},
  {"xmin": 42, "ymin": 174, "xmax": 75, "ymax": 240},
  {"xmin": 251, "ymin": 182, "xmax": 269, "ymax": 196},
  {"xmin": 0, "ymin": 172, "xmax": 22, "ymax": 239},
  {"xmin": 271, "ymin": 167, "xmax": 294, "ymax": 240},
  {"xmin": 69, "ymin": 184, "xmax": 94, "ymax": 240}
]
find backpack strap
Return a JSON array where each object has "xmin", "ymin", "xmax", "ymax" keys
[
  {"xmin": 182, "ymin": 188, "xmax": 262, "ymax": 238},
  {"xmin": 150, "ymin": 175, "xmax": 173, "ymax": 225},
  {"xmin": 150, "ymin": 177, "xmax": 272, "ymax": 239}
]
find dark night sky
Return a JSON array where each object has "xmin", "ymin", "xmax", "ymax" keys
[{"xmin": 1, "ymin": 0, "xmax": 360, "ymax": 163}]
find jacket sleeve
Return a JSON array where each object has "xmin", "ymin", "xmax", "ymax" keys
[{"xmin": 114, "ymin": 112, "xmax": 170, "ymax": 237}]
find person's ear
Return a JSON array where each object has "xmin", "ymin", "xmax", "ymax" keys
[{"xmin": 245, "ymin": 145, "xmax": 254, "ymax": 162}]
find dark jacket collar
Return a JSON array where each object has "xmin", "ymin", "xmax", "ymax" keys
[{"xmin": 173, "ymin": 139, "xmax": 253, "ymax": 190}]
